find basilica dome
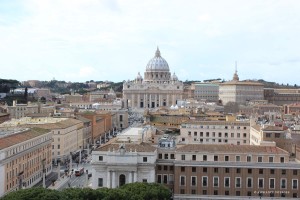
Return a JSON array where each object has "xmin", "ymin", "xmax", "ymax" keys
[{"xmin": 146, "ymin": 48, "xmax": 170, "ymax": 72}]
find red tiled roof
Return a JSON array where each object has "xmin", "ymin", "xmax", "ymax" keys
[{"xmin": 0, "ymin": 127, "xmax": 50, "ymax": 150}]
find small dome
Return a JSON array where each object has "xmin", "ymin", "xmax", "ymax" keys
[
  {"xmin": 172, "ymin": 72, "xmax": 178, "ymax": 81},
  {"xmin": 146, "ymin": 48, "xmax": 170, "ymax": 72},
  {"xmin": 136, "ymin": 72, "xmax": 143, "ymax": 80}
]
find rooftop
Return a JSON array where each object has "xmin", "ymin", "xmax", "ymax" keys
[
  {"xmin": 0, "ymin": 127, "xmax": 50, "ymax": 150},
  {"xmin": 176, "ymin": 144, "xmax": 288, "ymax": 154},
  {"xmin": 96, "ymin": 142, "xmax": 157, "ymax": 152}
]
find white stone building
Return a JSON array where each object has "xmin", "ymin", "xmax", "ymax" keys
[
  {"xmin": 219, "ymin": 70, "xmax": 264, "ymax": 105},
  {"xmin": 91, "ymin": 143, "xmax": 157, "ymax": 188},
  {"xmin": 123, "ymin": 48, "xmax": 184, "ymax": 109}
]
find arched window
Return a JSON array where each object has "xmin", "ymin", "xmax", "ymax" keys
[{"xmin": 119, "ymin": 174, "xmax": 126, "ymax": 186}]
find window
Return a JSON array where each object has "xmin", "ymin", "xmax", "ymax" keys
[
  {"xmin": 236, "ymin": 168, "xmax": 241, "ymax": 173},
  {"xmin": 235, "ymin": 177, "xmax": 241, "ymax": 188},
  {"xmin": 214, "ymin": 168, "xmax": 218, "ymax": 173},
  {"xmin": 213, "ymin": 176, "xmax": 219, "ymax": 187},
  {"xmin": 281, "ymin": 178, "xmax": 286, "ymax": 189},
  {"xmin": 203, "ymin": 155, "xmax": 207, "ymax": 161},
  {"xmin": 248, "ymin": 169, "xmax": 252, "ymax": 174},
  {"xmin": 247, "ymin": 178, "xmax": 252, "ymax": 188},
  {"xmin": 180, "ymin": 176, "xmax": 185, "ymax": 186},
  {"xmin": 243, "ymin": 133, "xmax": 247, "ymax": 138},
  {"xmin": 181, "ymin": 155, "xmax": 185, "ymax": 160},
  {"xmin": 192, "ymin": 155, "xmax": 196, "ymax": 161},
  {"xmin": 180, "ymin": 189, "xmax": 185, "ymax": 194},
  {"xmin": 181, "ymin": 167, "xmax": 185, "ymax": 172},
  {"xmin": 257, "ymin": 156, "xmax": 262, "ymax": 162},
  {"xmin": 163, "ymin": 175, "xmax": 168, "ymax": 184},
  {"xmin": 143, "ymin": 179, "xmax": 147, "ymax": 183},
  {"xmin": 206, "ymin": 132, "xmax": 209, "ymax": 137},
  {"xmin": 170, "ymin": 166, "xmax": 174, "ymax": 171},
  {"xmin": 237, "ymin": 133, "xmax": 240, "ymax": 138},
  {"xmin": 247, "ymin": 156, "xmax": 251, "ymax": 162},
  {"xmin": 224, "ymin": 177, "xmax": 230, "ymax": 187},
  {"xmin": 275, "ymin": 133, "xmax": 280, "ymax": 138},
  {"xmin": 236, "ymin": 156, "xmax": 240, "ymax": 162},
  {"xmin": 57, "ymin": 145, "xmax": 60, "ymax": 149},
  {"xmin": 194, "ymin": 132, "xmax": 197, "ymax": 136},
  {"xmin": 203, "ymin": 167, "xmax": 207, "ymax": 173},
  {"xmin": 192, "ymin": 167, "xmax": 196, "ymax": 173},
  {"xmin": 247, "ymin": 191, "xmax": 252, "ymax": 196},
  {"xmin": 191, "ymin": 176, "xmax": 197, "ymax": 186},
  {"xmin": 214, "ymin": 190, "xmax": 218, "ymax": 195},
  {"xmin": 164, "ymin": 154, "xmax": 168, "ymax": 159},
  {"xmin": 292, "ymin": 179, "xmax": 298, "ymax": 189},
  {"xmin": 157, "ymin": 165, "xmax": 162, "ymax": 170},
  {"xmin": 171, "ymin": 154, "xmax": 175, "ymax": 159},
  {"xmin": 231, "ymin": 133, "xmax": 234, "ymax": 137},
  {"xmin": 269, "ymin": 178, "xmax": 275, "ymax": 189},
  {"xmin": 99, "ymin": 156, "xmax": 103, "ymax": 161},
  {"xmin": 280, "ymin": 157, "xmax": 284, "ymax": 163},
  {"xmin": 293, "ymin": 170, "xmax": 298, "ymax": 175},
  {"xmin": 270, "ymin": 169, "xmax": 275, "ymax": 174},
  {"xmin": 191, "ymin": 189, "xmax": 196, "ymax": 194},
  {"xmin": 269, "ymin": 157, "xmax": 274, "ymax": 163},
  {"xmin": 266, "ymin": 133, "xmax": 271, "ymax": 138},
  {"xmin": 225, "ymin": 156, "xmax": 229, "ymax": 161},
  {"xmin": 157, "ymin": 175, "xmax": 162, "ymax": 183},
  {"xmin": 259, "ymin": 169, "xmax": 263, "ymax": 174},
  {"xmin": 282, "ymin": 169, "xmax": 286, "ymax": 175},
  {"xmin": 163, "ymin": 166, "xmax": 168, "ymax": 171},
  {"xmin": 225, "ymin": 168, "xmax": 230, "ymax": 173},
  {"xmin": 236, "ymin": 191, "xmax": 240, "ymax": 196},
  {"xmin": 98, "ymin": 178, "xmax": 103, "ymax": 187},
  {"xmin": 202, "ymin": 176, "xmax": 208, "ymax": 187},
  {"xmin": 258, "ymin": 178, "xmax": 264, "ymax": 188},
  {"xmin": 188, "ymin": 131, "xmax": 191, "ymax": 135},
  {"xmin": 143, "ymin": 157, "xmax": 147, "ymax": 162},
  {"xmin": 158, "ymin": 154, "xmax": 162, "ymax": 159},
  {"xmin": 214, "ymin": 155, "xmax": 218, "ymax": 161}
]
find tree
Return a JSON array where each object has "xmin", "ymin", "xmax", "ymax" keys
[{"xmin": 1, "ymin": 183, "xmax": 172, "ymax": 200}]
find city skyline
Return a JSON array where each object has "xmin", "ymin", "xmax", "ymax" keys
[{"xmin": 0, "ymin": 0, "xmax": 300, "ymax": 84}]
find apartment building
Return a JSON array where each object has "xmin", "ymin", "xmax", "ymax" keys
[
  {"xmin": 0, "ymin": 127, "xmax": 52, "ymax": 197},
  {"xmin": 171, "ymin": 144, "xmax": 299, "ymax": 199},
  {"xmin": 0, "ymin": 117, "xmax": 86, "ymax": 164},
  {"xmin": 179, "ymin": 121, "xmax": 250, "ymax": 145}
]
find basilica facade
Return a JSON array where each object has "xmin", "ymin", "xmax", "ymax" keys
[{"xmin": 123, "ymin": 48, "xmax": 184, "ymax": 109}]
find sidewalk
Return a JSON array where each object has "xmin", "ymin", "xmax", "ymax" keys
[{"xmin": 48, "ymin": 175, "xmax": 70, "ymax": 190}]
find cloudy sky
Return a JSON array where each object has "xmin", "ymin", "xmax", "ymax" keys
[{"xmin": 0, "ymin": 0, "xmax": 300, "ymax": 84}]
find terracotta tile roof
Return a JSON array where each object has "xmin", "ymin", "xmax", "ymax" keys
[
  {"xmin": 262, "ymin": 126, "xmax": 284, "ymax": 131},
  {"xmin": 176, "ymin": 144, "xmax": 288, "ymax": 154},
  {"xmin": 96, "ymin": 142, "xmax": 157, "ymax": 152},
  {"xmin": 21, "ymin": 118, "xmax": 82, "ymax": 130},
  {"xmin": 0, "ymin": 127, "xmax": 50, "ymax": 150}
]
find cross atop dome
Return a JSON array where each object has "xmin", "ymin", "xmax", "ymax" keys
[{"xmin": 155, "ymin": 47, "xmax": 161, "ymax": 57}]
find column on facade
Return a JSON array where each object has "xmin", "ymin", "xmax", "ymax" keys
[
  {"xmin": 131, "ymin": 94, "xmax": 135, "ymax": 108},
  {"xmin": 128, "ymin": 171, "xmax": 132, "ymax": 183},
  {"xmin": 107, "ymin": 170, "xmax": 111, "ymax": 188},
  {"xmin": 166, "ymin": 94, "xmax": 169, "ymax": 107},
  {"xmin": 144, "ymin": 94, "xmax": 147, "ymax": 108},
  {"xmin": 133, "ymin": 171, "xmax": 137, "ymax": 182},
  {"xmin": 155, "ymin": 94, "xmax": 157, "ymax": 108},
  {"xmin": 149, "ymin": 94, "xmax": 152, "ymax": 108},
  {"xmin": 112, "ymin": 171, "xmax": 116, "ymax": 188},
  {"xmin": 137, "ymin": 94, "xmax": 140, "ymax": 108}
]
